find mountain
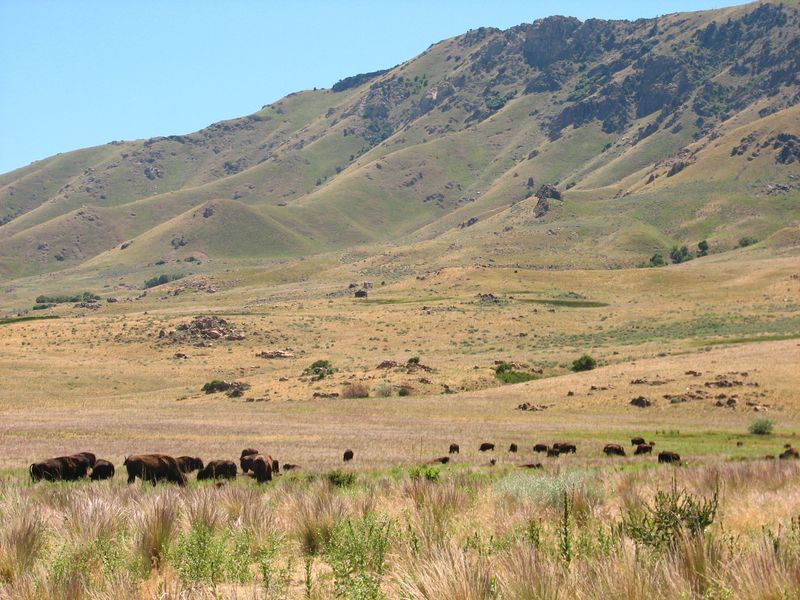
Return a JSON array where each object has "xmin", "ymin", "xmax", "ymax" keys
[{"xmin": 1, "ymin": 0, "xmax": 799, "ymax": 281}]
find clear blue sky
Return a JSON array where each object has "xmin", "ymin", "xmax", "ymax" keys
[{"xmin": 0, "ymin": 0, "xmax": 737, "ymax": 174}]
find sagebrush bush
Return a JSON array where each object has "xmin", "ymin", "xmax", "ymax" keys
[
  {"xmin": 571, "ymin": 354, "xmax": 597, "ymax": 372},
  {"xmin": 341, "ymin": 383, "xmax": 370, "ymax": 399},
  {"xmin": 748, "ymin": 417, "xmax": 774, "ymax": 435}
]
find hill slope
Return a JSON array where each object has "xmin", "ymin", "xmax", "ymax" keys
[{"xmin": 1, "ymin": 0, "xmax": 799, "ymax": 280}]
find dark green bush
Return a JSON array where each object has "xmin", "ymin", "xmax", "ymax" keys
[
  {"xmin": 144, "ymin": 273, "xmax": 184, "ymax": 289},
  {"xmin": 327, "ymin": 470, "xmax": 356, "ymax": 488},
  {"xmin": 304, "ymin": 360, "xmax": 336, "ymax": 381},
  {"xmin": 738, "ymin": 236, "xmax": 758, "ymax": 248},
  {"xmin": 748, "ymin": 418, "xmax": 774, "ymax": 435},
  {"xmin": 571, "ymin": 355, "xmax": 597, "ymax": 372},
  {"xmin": 35, "ymin": 291, "xmax": 99, "ymax": 304},
  {"xmin": 649, "ymin": 253, "xmax": 666, "ymax": 267},
  {"xmin": 697, "ymin": 240, "xmax": 709, "ymax": 257},
  {"xmin": 669, "ymin": 245, "xmax": 692, "ymax": 264}
]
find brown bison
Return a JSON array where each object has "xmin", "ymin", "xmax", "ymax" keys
[
  {"xmin": 547, "ymin": 448, "xmax": 560, "ymax": 457},
  {"xmin": 123, "ymin": 454, "xmax": 187, "ymax": 486},
  {"xmin": 90, "ymin": 459, "xmax": 115, "ymax": 481},
  {"xmin": 251, "ymin": 455, "xmax": 273, "ymax": 483},
  {"xmin": 449, "ymin": 443, "xmax": 460, "ymax": 454},
  {"xmin": 176, "ymin": 456, "xmax": 204, "ymax": 473},
  {"xmin": 634, "ymin": 444, "xmax": 653, "ymax": 455},
  {"xmin": 426, "ymin": 456, "xmax": 450, "ymax": 465},
  {"xmin": 658, "ymin": 451, "xmax": 681, "ymax": 464},
  {"xmin": 240, "ymin": 451, "xmax": 259, "ymax": 473},
  {"xmin": 343, "ymin": 449, "xmax": 354, "ymax": 462},
  {"xmin": 479, "ymin": 443, "xmax": 495, "ymax": 452},
  {"xmin": 779, "ymin": 448, "xmax": 800, "ymax": 460},
  {"xmin": 241, "ymin": 448, "xmax": 259, "ymax": 459},
  {"xmin": 272, "ymin": 459, "xmax": 280, "ymax": 474},
  {"xmin": 489, "ymin": 458, "xmax": 497, "ymax": 466},
  {"xmin": 197, "ymin": 460, "xmax": 237, "ymax": 480},
  {"xmin": 519, "ymin": 463, "xmax": 543, "ymax": 469},
  {"xmin": 30, "ymin": 456, "xmax": 88, "ymax": 482},
  {"xmin": 553, "ymin": 443, "xmax": 576, "ymax": 454},
  {"xmin": 508, "ymin": 443, "xmax": 518, "ymax": 453},
  {"xmin": 631, "ymin": 437, "xmax": 646, "ymax": 446},
  {"xmin": 73, "ymin": 452, "xmax": 97, "ymax": 468},
  {"xmin": 603, "ymin": 444, "xmax": 626, "ymax": 457},
  {"xmin": 533, "ymin": 444, "xmax": 549, "ymax": 453},
  {"xmin": 282, "ymin": 463, "xmax": 301, "ymax": 471}
]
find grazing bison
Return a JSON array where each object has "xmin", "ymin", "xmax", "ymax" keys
[
  {"xmin": 519, "ymin": 463, "xmax": 543, "ymax": 469},
  {"xmin": 251, "ymin": 455, "xmax": 273, "ymax": 483},
  {"xmin": 241, "ymin": 448, "xmax": 259, "ymax": 459},
  {"xmin": 72, "ymin": 452, "xmax": 97, "ymax": 468},
  {"xmin": 736, "ymin": 441, "xmax": 744, "ymax": 447},
  {"xmin": 123, "ymin": 454, "xmax": 187, "ymax": 486},
  {"xmin": 90, "ymin": 459, "xmax": 115, "ymax": 481},
  {"xmin": 658, "ymin": 451, "xmax": 681, "ymax": 464},
  {"xmin": 176, "ymin": 456, "xmax": 204, "ymax": 473},
  {"xmin": 489, "ymin": 458, "xmax": 497, "ymax": 466},
  {"xmin": 508, "ymin": 443, "xmax": 518, "ymax": 453},
  {"xmin": 30, "ymin": 456, "xmax": 88, "ymax": 482},
  {"xmin": 343, "ymin": 449, "xmax": 354, "ymax": 462},
  {"xmin": 197, "ymin": 460, "xmax": 237, "ymax": 480},
  {"xmin": 272, "ymin": 459, "xmax": 280, "ymax": 474},
  {"xmin": 449, "ymin": 443, "xmax": 460, "ymax": 454},
  {"xmin": 634, "ymin": 444, "xmax": 653, "ymax": 455},
  {"xmin": 533, "ymin": 444, "xmax": 549, "ymax": 454},
  {"xmin": 631, "ymin": 437, "xmax": 646, "ymax": 446},
  {"xmin": 780, "ymin": 448, "xmax": 800, "ymax": 460},
  {"xmin": 282, "ymin": 463, "xmax": 301, "ymax": 471},
  {"xmin": 479, "ymin": 443, "xmax": 495, "ymax": 452},
  {"xmin": 603, "ymin": 444, "xmax": 626, "ymax": 457},
  {"xmin": 553, "ymin": 443, "xmax": 576, "ymax": 454},
  {"xmin": 547, "ymin": 448, "xmax": 560, "ymax": 458},
  {"xmin": 240, "ymin": 452, "xmax": 260, "ymax": 473},
  {"xmin": 426, "ymin": 456, "xmax": 450, "ymax": 465}
]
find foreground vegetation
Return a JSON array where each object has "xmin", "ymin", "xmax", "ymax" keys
[{"xmin": 2, "ymin": 459, "xmax": 800, "ymax": 599}]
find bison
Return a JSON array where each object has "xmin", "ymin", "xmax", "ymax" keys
[
  {"xmin": 251, "ymin": 455, "xmax": 273, "ymax": 483},
  {"xmin": 272, "ymin": 459, "xmax": 280, "ymax": 474},
  {"xmin": 426, "ymin": 456, "xmax": 450, "ymax": 465},
  {"xmin": 282, "ymin": 463, "xmax": 301, "ymax": 471},
  {"xmin": 449, "ymin": 443, "xmax": 460, "ymax": 454},
  {"xmin": 197, "ymin": 460, "xmax": 237, "ymax": 481},
  {"xmin": 658, "ymin": 451, "xmax": 681, "ymax": 464},
  {"xmin": 176, "ymin": 456, "xmax": 204, "ymax": 473},
  {"xmin": 123, "ymin": 454, "xmax": 187, "ymax": 486},
  {"xmin": 343, "ymin": 450, "xmax": 354, "ymax": 462},
  {"xmin": 508, "ymin": 443, "xmax": 518, "ymax": 453},
  {"xmin": 631, "ymin": 437, "xmax": 646, "ymax": 446},
  {"xmin": 533, "ymin": 444, "xmax": 549, "ymax": 454},
  {"xmin": 519, "ymin": 463, "xmax": 543, "ymax": 469},
  {"xmin": 479, "ymin": 443, "xmax": 495, "ymax": 452},
  {"xmin": 30, "ymin": 456, "xmax": 88, "ymax": 482},
  {"xmin": 779, "ymin": 448, "xmax": 799, "ymax": 460},
  {"xmin": 603, "ymin": 444, "xmax": 626, "ymax": 457},
  {"xmin": 634, "ymin": 444, "xmax": 653, "ymax": 455},
  {"xmin": 72, "ymin": 452, "xmax": 97, "ymax": 468},
  {"xmin": 241, "ymin": 448, "xmax": 259, "ymax": 459},
  {"xmin": 240, "ymin": 451, "xmax": 259, "ymax": 473},
  {"xmin": 553, "ymin": 443, "xmax": 576, "ymax": 454},
  {"xmin": 90, "ymin": 459, "xmax": 115, "ymax": 481},
  {"xmin": 546, "ymin": 448, "xmax": 560, "ymax": 457}
]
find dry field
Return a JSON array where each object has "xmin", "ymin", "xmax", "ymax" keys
[{"xmin": 1, "ymin": 253, "xmax": 799, "ymax": 598}]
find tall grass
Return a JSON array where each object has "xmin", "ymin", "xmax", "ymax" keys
[{"xmin": 0, "ymin": 460, "xmax": 799, "ymax": 598}]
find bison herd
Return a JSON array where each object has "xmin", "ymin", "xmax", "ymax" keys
[{"xmin": 36, "ymin": 436, "xmax": 797, "ymax": 484}]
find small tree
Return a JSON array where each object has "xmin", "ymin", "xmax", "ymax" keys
[
  {"xmin": 697, "ymin": 240, "xmax": 709, "ymax": 257},
  {"xmin": 649, "ymin": 253, "xmax": 666, "ymax": 267},
  {"xmin": 571, "ymin": 355, "xmax": 597, "ymax": 372}
]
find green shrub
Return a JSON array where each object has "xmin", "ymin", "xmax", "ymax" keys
[
  {"xmin": 624, "ymin": 481, "xmax": 718, "ymax": 549},
  {"xmin": 398, "ymin": 386, "xmax": 412, "ymax": 397},
  {"xmin": 323, "ymin": 514, "xmax": 392, "ymax": 600},
  {"xmin": 32, "ymin": 303, "xmax": 55, "ymax": 310},
  {"xmin": 571, "ymin": 355, "xmax": 597, "ymax": 372},
  {"xmin": 327, "ymin": 470, "xmax": 356, "ymax": 488},
  {"xmin": 738, "ymin": 236, "xmax": 758, "ymax": 248},
  {"xmin": 407, "ymin": 356, "xmax": 420, "ymax": 365},
  {"xmin": 748, "ymin": 418, "xmax": 774, "ymax": 435},
  {"xmin": 697, "ymin": 240, "xmax": 709, "ymax": 257},
  {"xmin": 144, "ymin": 273, "xmax": 184, "ymax": 289},
  {"xmin": 305, "ymin": 360, "xmax": 336, "ymax": 381},
  {"xmin": 201, "ymin": 380, "xmax": 231, "ymax": 394},
  {"xmin": 669, "ymin": 245, "xmax": 692, "ymax": 264},
  {"xmin": 35, "ymin": 291, "xmax": 99, "ymax": 304},
  {"xmin": 496, "ymin": 370, "xmax": 537, "ymax": 384},
  {"xmin": 649, "ymin": 253, "xmax": 666, "ymax": 267},
  {"xmin": 409, "ymin": 465, "xmax": 440, "ymax": 482}
]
